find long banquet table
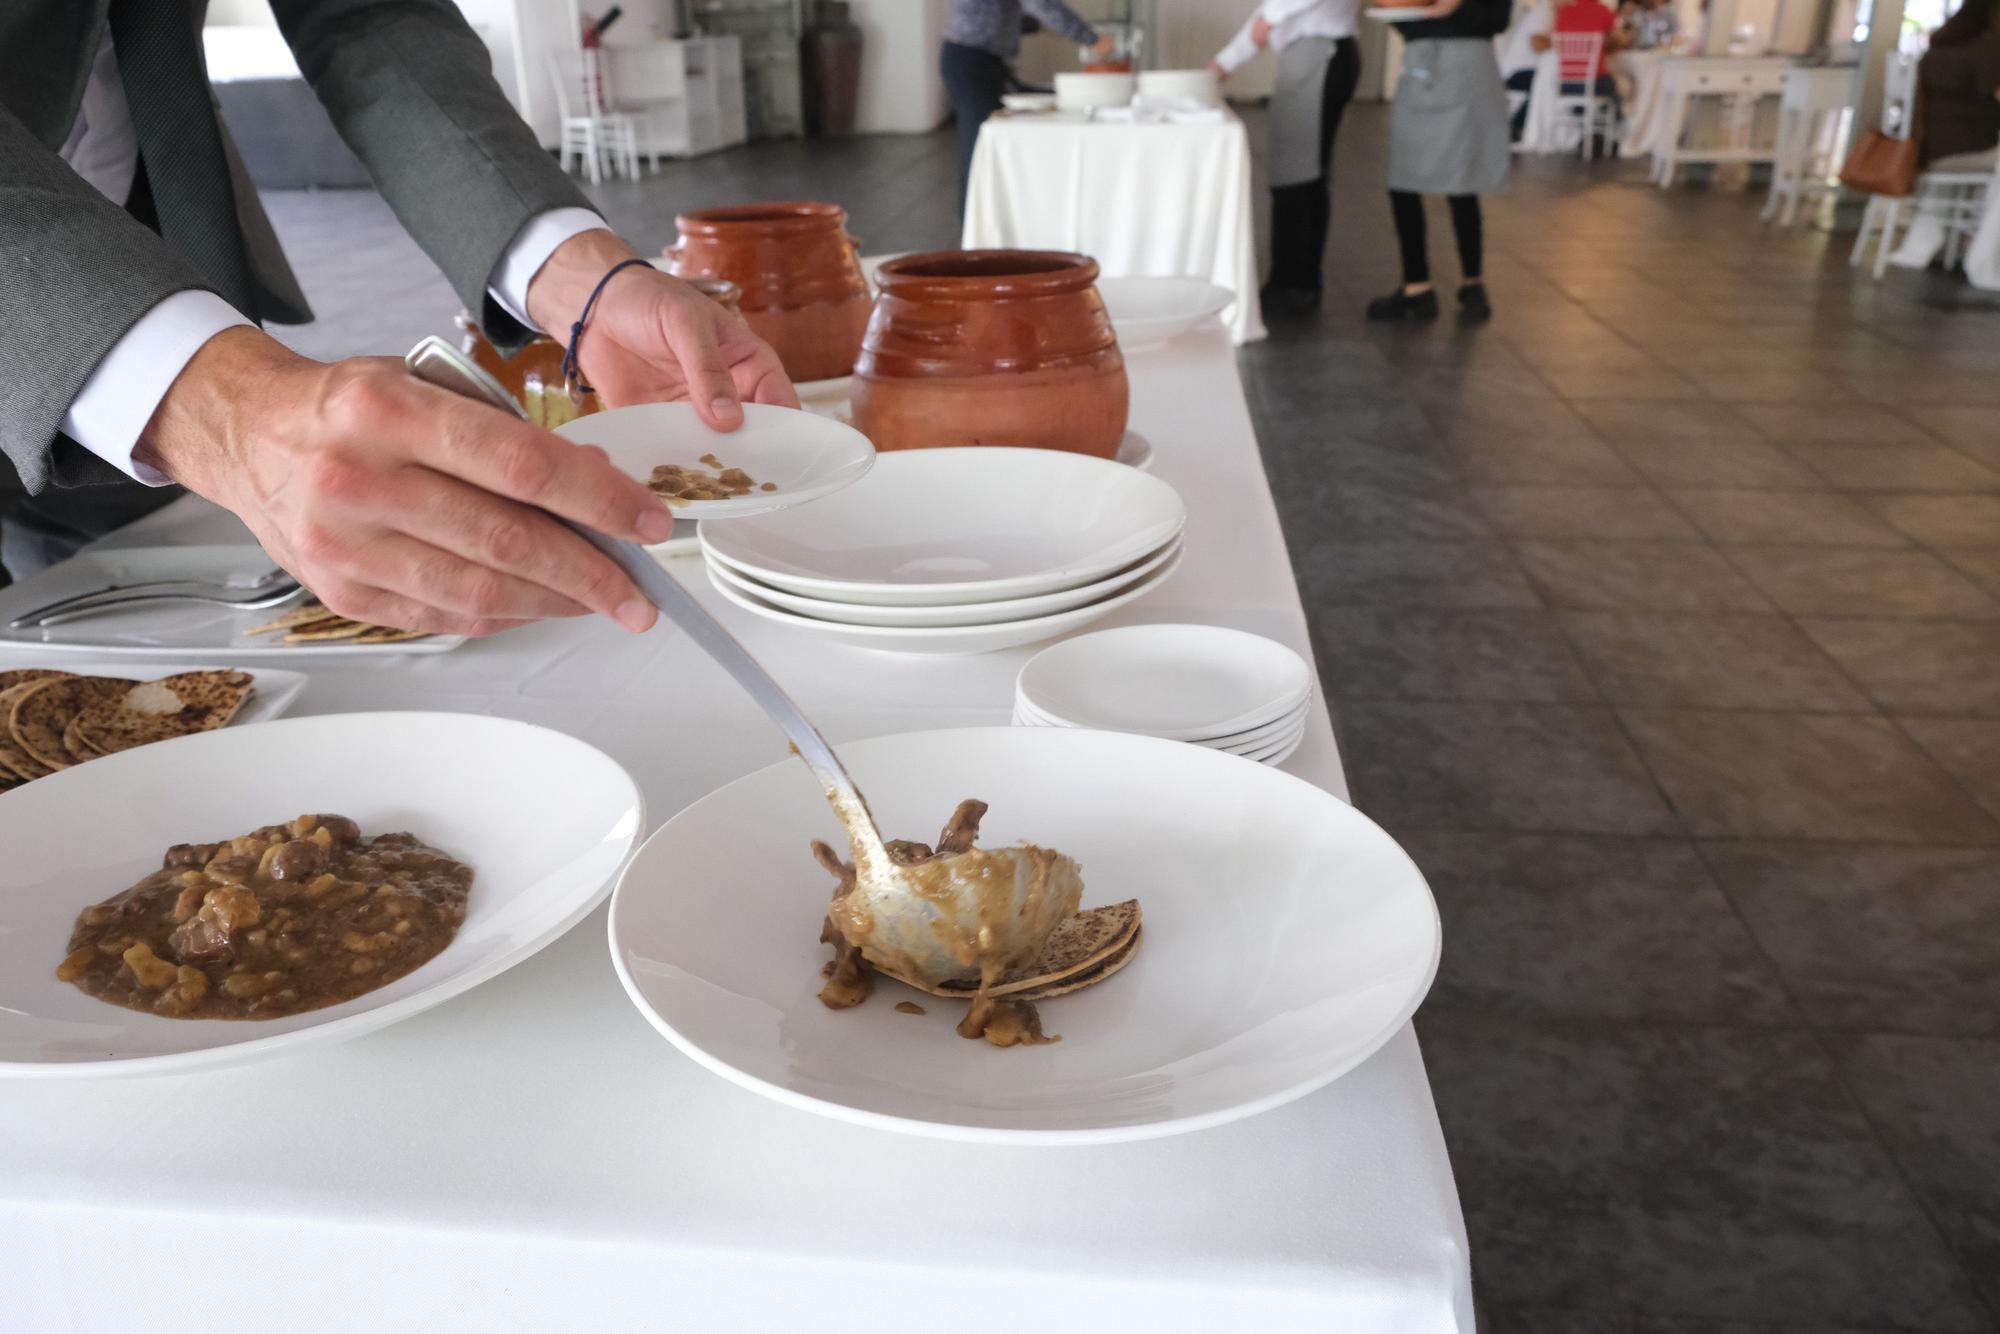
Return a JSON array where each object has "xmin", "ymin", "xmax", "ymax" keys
[{"xmin": 0, "ymin": 326, "xmax": 1471, "ymax": 1332}]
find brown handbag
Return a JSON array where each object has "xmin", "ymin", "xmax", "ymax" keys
[
  {"xmin": 1840, "ymin": 83, "xmax": 1923, "ymax": 197},
  {"xmin": 1839, "ymin": 131, "xmax": 1921, "ymax": 197}
]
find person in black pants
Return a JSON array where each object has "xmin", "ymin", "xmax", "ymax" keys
[
  {"xmin": 1212, "ymin": 2, "xmax": 1366, "ymax": 314},
  {"xmin": 1366, "ymin": 0, "xmax": 1512, "ymax": 324},
  {"xmin": 940, "ymin": 0, "xmax": 1113, "ymax": 216}
]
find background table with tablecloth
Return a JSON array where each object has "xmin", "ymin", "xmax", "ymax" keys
[{"xmin": 964, "ymin": 111, "xmax": 1267, "ymax": 345}]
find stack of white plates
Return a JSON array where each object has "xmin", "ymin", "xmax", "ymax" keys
[
  {"xmin": 1013, "ymin": 624, "xmax": 1312, "ymax": 766},
  {"xmin": 700, "ymin": 448, "xmax": 1186, "ymax": 655}
]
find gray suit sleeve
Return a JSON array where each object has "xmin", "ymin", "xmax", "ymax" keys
[
  {"xmin": 269, "ymin": 0, "xmax": 597, "ymax": 346},
  {"xmin": 0, "ymin": 101, "xmax": 217, "ymax": 494}
]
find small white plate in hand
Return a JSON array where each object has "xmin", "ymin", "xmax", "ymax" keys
[
  {"xmin": 1364, "ymin": 6, "xmax": 1436, "ymax": 19},
  {"xmin": 0, "ymin": 712, "xmax": 642, "ymax": 1078},
  {"xmin": 0, "ymin": 547, "xmax": 465, "ymax": 659},
  {"xmin": 557, "ymin": 402, "xmax": 875, "ymax": 523}
]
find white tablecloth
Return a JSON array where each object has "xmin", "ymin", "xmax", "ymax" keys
[
  {"xmin": 0, "ymin": 328, "xmax": 1468, "ymax": 1332},
  {"xmin": 963, "ymin": 111, "xmax": 1268, "ymax": 345}
]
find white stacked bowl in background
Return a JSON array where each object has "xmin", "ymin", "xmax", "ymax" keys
[
  {"xmin": 699, "ymin": 449, "xmax": 1186, "ymax": 655},
  {"xmin": 1013, "ymin": 624, "xmax": 1312, "ymax": 766},
  {"xmin": 1136, "ymin": 69, "xmax": 1221, "ymax": 105},
  {"xmin": 1054, "ymin": 71, "xmax": 1136, "ymax": 111}
]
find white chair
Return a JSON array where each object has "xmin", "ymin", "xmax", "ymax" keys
[
  {"xmin": 1551, "ymin": 32, "xmax": 1619, "ymax": 160},
  {"xmin": 548, "ymin": 49, "xmax": 641, "ymax": 185},
  {"xmin": 1762, "ymin": 65, "xmax": 1854, "ymax": 226},
  {"xmin": 1850, "ymin": 55, "xmax": 1993, "ymax": 277},
  {"xmin": 1650, "ymin": 56, "xmax": 1789, "ymax": 186}
]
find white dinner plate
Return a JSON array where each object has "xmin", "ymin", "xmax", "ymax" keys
[
  {"xmin": 706, "ymin": 534, "xmax": 1181, "ymax": 628},
  {"xmin": 0, "ymin": 712, "xmax": 643, "ymax": 1078},
  {"xmin": 608, "ymin": 727, "xmax": 1439, "ymax": 1143},
  {"xmin": 1364, "ymin": 5, "xmax": 1435, "ymax": 19},
  {"xmin": 1001, "ymin": 92, "xmax": 1058, "ymax": 112},
  {"xmin": 1097, "ymin": 276, "xmax": 1236, "ymax": 352},
  {"xmin": 0, "ymin": 547, "xmax": 467, "ymax": 658},
  {"xmin": 1009, "ymin": 708, "xmax": 1306, "ymax": 766},
  {"xmin": 558, "ymin": 402, "xmax": 875, "ymax": 522},
  {"xmin": 1017, "ymin": 624, "xmax": 1313, "ymax": 741},
  {"xmin": 1013, "ymin": 688, "xmax": 1309, "ymax": 750},
  {"xmin": 700, "ymin": 448, "xmax": 1186, "ymax": 607},
  {"xmin": 708, "ymin": 546, "xmax": 1181, "ymax": 655}
]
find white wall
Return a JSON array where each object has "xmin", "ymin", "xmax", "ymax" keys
[{"xmin": 849, "ymin": 0, "xmax": 951, "ymax": 132}]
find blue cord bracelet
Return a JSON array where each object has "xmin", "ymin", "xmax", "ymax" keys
[{"xmin": 561, "ymin": 256, "xmax": 653, "ymax": 401}]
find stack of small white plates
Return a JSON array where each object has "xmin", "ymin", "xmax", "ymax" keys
[
  {"xmin": 1013, "ymin": 624, "xmax": 1312, "ymax": 766},
  {"xmin": 700, "ymin": 448, "xmax": 1186, "ymax": 656}
]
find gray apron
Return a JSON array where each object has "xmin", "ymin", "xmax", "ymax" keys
[
  {"xmin": 1387, "ymin": 38, "xmax": 1511, "ymax": 196},
  {"xmin": 1271, "ymin": 35, "xmax": 1341, "ymax": 188}
]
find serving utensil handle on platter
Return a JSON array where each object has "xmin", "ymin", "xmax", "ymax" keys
[{"xmin": 401, "ymin": 337, "xmax": 889, "ymax": 860}]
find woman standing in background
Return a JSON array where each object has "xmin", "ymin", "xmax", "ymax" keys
[
  {"xmin": 941, "ymin": 0, "xmax": 1115, "ymax": 215},
  {"xmin": 1210, "ymin": 0, "xmax": 1365, "ymax": 314},
  {"xmin": 1365, "ymin": 0, "xmax": 1512, "ymax": 324}
]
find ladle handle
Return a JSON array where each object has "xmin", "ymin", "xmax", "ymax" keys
[{"xmin": 402, "ymin": 337, "xmax": 887, "ymax": 857}]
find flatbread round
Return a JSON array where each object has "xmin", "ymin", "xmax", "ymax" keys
[
  {"xmin": 0, "ymin": 668, "xmax": 70, "ymax": 695},
  {"xmin": 8, "ymin": 676, "xmax": 137, "ymax": 771},
  {"xmin": 350, "ymin": 627, "xmax": 432, "ymax": 644},
  {"xmin": 73, "ymin": 670, "xmax": 254, "ymax": 756},
  {"xmin": 879, "ymin": 900, "xmax": 1143, "ymax": 1000},
  {"xmin": 62, "ymin": 714, "xmax": 103, "ymax": 765},
  {"xmin": 284, "ymin": 620, "xmax": 369, "ymax": 643},
  {"xmin": 0, "ymin": 682, "xmax": 61, "ymax": 780},
  {"xmin": 1014, "ymin": 928, "xmax": 1141, "ymax": 1001},
  {"xmin": 246, "ymin": 601, "xmax": 338, "ymax": 636}
]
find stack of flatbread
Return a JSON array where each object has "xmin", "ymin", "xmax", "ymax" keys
[
  {"xmin": 888, "ymin": 900, "xmax": 1142, "ymax": 1001},
  {"xmin": 0, "ymin": 668, "xmax": 254, "ymax": 792},
  {"xmin": 246, "ymin": 601, "xmax": 430, "ymax": 646}
]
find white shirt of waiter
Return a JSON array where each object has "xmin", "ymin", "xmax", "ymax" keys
[
  {"xmin": 1498, "ymin": 0, "xmax": 1555, "ymax": 77},
  {"xmin": 1213, "ymin": 0, "xmax": 1362, "ymax": 74},
  {"xmin": 55, "ymin": 35, "xmax": 606, "ymax": 486}
]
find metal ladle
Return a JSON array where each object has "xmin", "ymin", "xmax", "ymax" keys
[{"xmin": 403, "ymin": 337, "xmax": 1071, "ymax": 985}]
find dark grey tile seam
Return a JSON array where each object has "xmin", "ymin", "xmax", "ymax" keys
[{"xmin": 1481, "ymin": 1297, "xmax": 1988, "ymax": 1334}]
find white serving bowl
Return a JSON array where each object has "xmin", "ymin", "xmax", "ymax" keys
[
  {"xmin": 0, "ymin": 713, "xmax": 642, "ymax": 1079},
  {"xmin": 1137, "ymin": 68, "xmax": 1221, "ymax": 105},
  {"xmin": 706, "ymin": 545, "xmax": 1182, "ymax": 655},
  {"xmin": 607, "ymin": 727, "xmax": 1439, "ymax": 1142},
  {"xmin": 708, "ymin": 534, "xmax": 1180, "ymax": 628},
  {"xmin": 699, "ymin": 448, "xmax": 1186, "ymax": 607},
  {"xmin": 1055, "ymin": 71, "xmax": 1135, "ymax": 111},
  {"xmin": 1096, "ymin": 277, "xmax": 1236, "ymax": 353}
]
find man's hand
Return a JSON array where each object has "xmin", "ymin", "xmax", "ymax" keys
[
  {"xmin": 1530, "ymin": 31, "xmax": 1553, "ymax": 49},
  {"xmin": 525, "ymin": 229, "xmax": 799, "ymax": 427},
  {"xmin": 1206, "ymin": 58, "xmax": 1226, "ymax": 78},
  {"xmin": 1251, "ymin": 14, "xmax": 1274, "ymax": 46},
  {"xmin": 1089, "ymin": 33, "xmax": 1117, "ymax": 59},
  {"xmin": 135, "ymin": 327, "xmax": 676, "ymax": 638}
]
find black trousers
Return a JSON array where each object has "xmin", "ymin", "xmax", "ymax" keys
[
  {"xmin": 1267, "ymin": 37, "xmax": 1362, "ymax": 296},
  {"xmin": 941, "ymin": 40, "xmax": 1010, "ymax": 218},
  {"xmin": 1389, "ymin": 191, "xmax": 1483, "ymax": 287}
]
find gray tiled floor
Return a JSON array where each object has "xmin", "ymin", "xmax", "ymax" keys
[{"xmin": 257, "ymin": 101, "xmax": 2000, "ymax": 1331}]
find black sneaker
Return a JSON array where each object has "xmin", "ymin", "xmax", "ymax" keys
[
  {"xmin": 1260, "ymin": 283, "xmax": 1323, "ymax": 316},
  {"xmin": 1458, "ymin": 284, "xmax": 1492, "ymax": 324},
  {"xmin": 1365, "ymin": 288, "xmax": 1439, "ymax": 322}
]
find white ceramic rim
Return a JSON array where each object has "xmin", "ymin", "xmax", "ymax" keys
[{"xmin": 1015, "ymin": 625, "xmax": 1314, "ymax": 741}]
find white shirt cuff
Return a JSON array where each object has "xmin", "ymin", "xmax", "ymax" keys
[
  {"xmin": 486, "ymin": 208, "xmax": 610, "ymax": 330},
  {"xmin": 60, "ymin": 290, "xmax": 252, "ymax": 486},
  {"xmin": 1216, "ymin": 23, "xmax": 1259, "ymax": 72}
]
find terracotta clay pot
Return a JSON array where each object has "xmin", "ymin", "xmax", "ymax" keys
[
  {"xmin": 851, "ymin": 250, "xmax": 1128, "ymax": 457},
  {"xmin": 665, "ymin": 201, "xmax": 869, "ymax": 382}
]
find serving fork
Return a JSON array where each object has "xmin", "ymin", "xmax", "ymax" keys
[{"xmin": 8, "ymin": 568, "xmax": 305, "ymax": 629}]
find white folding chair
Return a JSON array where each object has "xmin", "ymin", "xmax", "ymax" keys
[
  {"xmin": 548, "ymin": 49, "xmax": 642, "ymax": 185},
  {"xmin": 1551, "ymin": 32, "xmax": 1619, "ymax": 160},
  {"xmin": 1850, "ymin": 54, "xmax": 1918, "ymax": 274},
  {"xmin": 1763, "ymin": 66, "xmax": 1854, "ymax": 226}
]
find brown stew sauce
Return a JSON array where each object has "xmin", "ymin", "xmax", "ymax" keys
[{"xmin": 57, "ymin": 814, "xmax": 472, "ymax": 1020}]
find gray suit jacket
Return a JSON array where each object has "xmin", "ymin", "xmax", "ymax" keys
[{"xmin": 0, "ymin": 0, "xmax": 591, "ymax": 506}]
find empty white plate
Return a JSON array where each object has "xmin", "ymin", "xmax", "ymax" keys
[
  {"xmin": 707, "ymin": 546, "xmax": 1182, "ymax": 656},
  {"xmin": 557, "ymin": 402, "xmax": 875, "ymax": 522},
  {"xmin": 607, "ymin": 727, "xmax": 1439, "ymax": 1143},
  {"xmin": 0, "ymin": 713, "xmax": 642, "ymax": 1078},
  {"xmin": 1017, "ymin": 624, "xmax": 1312, "ymax": 741},
  {"xmin": 1001, "ymin": 92, "xmax": 1058, "ymax": 111},
  {"xmin": 1098, "ymin": 277, "xmax": 1235, "ymax": 353},
  {"xmin": 1014, "ymin": 687, "xmax": 1307, "ymax": 748},
  {"xmin": 701, "ymin": 448, "xmax": 1186, "ymax": 607},
  {"xmin": 707, "ymin": 535, "xmax": 1181, "ymax": 629}
]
